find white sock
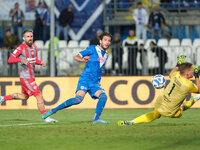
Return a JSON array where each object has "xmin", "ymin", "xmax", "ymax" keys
[
  {"xmin": 130, "ymin": 120, "xmax": 135, "ymax": 125},
  {"xmin": 193, "ymin": 94, "xmax": 200, "ymax": 102}
]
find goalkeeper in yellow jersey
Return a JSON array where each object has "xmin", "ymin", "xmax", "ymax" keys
[{"xmin": 118, "ymin": 55, "xmax": 200, "ymax": 126}]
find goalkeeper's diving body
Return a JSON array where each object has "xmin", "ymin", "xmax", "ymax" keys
[
  {"xmin": 118, "ymin": 56, "xmax": 200, "ymax": 126},
  {"xmin": 42, "ymin": 32, "xmax": 112, "ymax": 124}
]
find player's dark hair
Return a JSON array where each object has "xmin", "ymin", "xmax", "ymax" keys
[
  {"xmin": 99, "ymin": 32, "xmax": 112, "ymax": 41},
  {"xmin": 179, "ymin": 62, "xmax": 193, "ymax": 75},
  {"xmin": 23, "ymin": 29, "xmax": 33, "ymax": 36}
]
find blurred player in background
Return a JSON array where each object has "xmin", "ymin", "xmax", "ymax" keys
[
  {"xmin": 118, "ymin": 56, "xmax": 200, "ymax": 126},
  {"xmin": 42, "ymin": 32, "xmax": 112, "ymax": 124},
  {"xmin": 0, "ymin": 29, "xmax": 57, "ymax": 123}
]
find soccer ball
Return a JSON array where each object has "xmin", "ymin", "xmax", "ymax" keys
[{"xmin": 152, "ymin": 74, "xmax": 166, "ymax": 89}]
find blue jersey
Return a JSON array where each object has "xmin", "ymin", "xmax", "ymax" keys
[{"xmin": 79, "ymin": 45, "xmax": 108, "ymax": 82}]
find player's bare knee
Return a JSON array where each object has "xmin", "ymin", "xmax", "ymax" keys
[{"xmin": 12, "ymin": 94, "xmax": 18, "ymax": 99}]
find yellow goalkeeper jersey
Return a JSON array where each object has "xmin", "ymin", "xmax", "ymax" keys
[{"xmin": 155, "ymin": 71, "xmax": 198, "ymax": 117}]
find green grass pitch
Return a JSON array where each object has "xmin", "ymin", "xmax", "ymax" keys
[{"xmin": 0, "ymin": 109, "xmax": 200, "ymax": 150}]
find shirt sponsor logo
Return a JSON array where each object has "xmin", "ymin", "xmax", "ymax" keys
[
  {"xmin": 27, "ymin": 58, "xmax": 36, "ymax": 63},
  {"xmin": 30, "ymin": 81, "xmax": 36, "ymax": 86}
]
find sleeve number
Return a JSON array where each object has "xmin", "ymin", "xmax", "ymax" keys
[{"xmin": 168, "ymin": 83, "xmax": 175, "ymax": 96}]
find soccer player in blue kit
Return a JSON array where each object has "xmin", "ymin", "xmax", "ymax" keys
[{"xmin": 42, "ymin": 32, "xmax": 112, "ymax": 124}]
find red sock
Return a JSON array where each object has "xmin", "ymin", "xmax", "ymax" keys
[
  {"xmin": 40, "ymin": 109, "xmax": 47, "ymax": 114},
  {"xmin": 3, "ymin": 95, "xmax": 12, "ymax": 101}
]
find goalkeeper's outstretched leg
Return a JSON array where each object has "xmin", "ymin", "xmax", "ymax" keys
[{"xmin": 118, "ymin": 109, "xmax": 161, "ymax": 126}]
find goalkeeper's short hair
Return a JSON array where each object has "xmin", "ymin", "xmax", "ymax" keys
[{"xmin": 179, "ymin": 62, "xmax": 193, "ymax": 75}]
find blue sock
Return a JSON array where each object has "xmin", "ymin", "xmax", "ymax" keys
[
  {"xmin": 93, "ymin": 93, "xmax": 107, "ymax": 121},
  {"xmin": 52, "ymin": 95, "xmax": 83, "ymax": 113}
]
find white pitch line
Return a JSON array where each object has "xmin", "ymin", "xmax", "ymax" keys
[{"xmin": 0, "ymin": 122, "xmax": 47, "ymax": 127}]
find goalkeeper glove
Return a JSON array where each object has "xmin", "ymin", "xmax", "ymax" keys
[
  {"xmin": 193, "ymin": 65, "xmax": 199, "ymax": 78},
  {"xmin": 176, "ymin": 55, "xmax": 186, "ymax": 67}
]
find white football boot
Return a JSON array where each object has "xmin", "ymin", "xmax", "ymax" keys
[{"xmin": 44, "ymin": 117, "xmax": 58, "ymax": 123}]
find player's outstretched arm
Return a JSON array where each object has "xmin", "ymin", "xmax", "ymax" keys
[
  {"xmin": 169, "ymin": 55, "xmax": 186, "ymax": 78},
  {"xmin": 194, "ymin": 65, "xmax": 200, "ymax": 93},
  {"xmin": 75, "ymin": 54, "xmax": 90, "ymax": 62}
]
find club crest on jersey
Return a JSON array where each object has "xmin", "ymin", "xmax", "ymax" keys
[
  {"xmin": 98, "ymin": 57, "xmax": 106, "ymax": 63},
  {"xmin": 81, "ymin": 86, "xmax": 87, "ymax": 90}
]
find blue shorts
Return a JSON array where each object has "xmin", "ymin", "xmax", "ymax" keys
[{"xmin": 76, "ymin": 77, "xmax": 104, "ymax": 99}]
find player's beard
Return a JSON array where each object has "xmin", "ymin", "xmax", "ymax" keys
[{"xmin": 26, "ymin": 40, "xmax": 33, "ymax": 46}]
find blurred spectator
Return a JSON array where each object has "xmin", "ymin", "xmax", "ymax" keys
[
  {"xmin": 129, "ymin": 0, "xmax": 134, "ymax": 12},
  {"xmin": 123, "ymin": 29, "xmax": 138, "ymax": 75},
  {"xmin": 111, "ymin": 33, "xmax": 123, "ymax": 74},
  {"xmin": 47, "ymin": 37, "xmax": 59, "ymax": 76},
  {"xmin": 3, "ymin": 29, "xmax": 20, "ymax": 50},
  {"xmin": 9, "ymin": 2, "xmax": 24, "ymax": 40},
  {"xmin": 34, "ymin": 1, "xmax": 47, "ymax": 41},
  {"xmin": 133, "ymin": 2, "xmax": 148, "ymax": 42},
  {"xmin": 0, "ymin": 37, "xmax": 4, "ymax": 48},
  {"xmin": 43, "ymin": 8, "xmax": 50, "ymax": 42},
  {"xmin": 90, "ymin": 29, "xmax": 103, "ymax": 45},
  {"xmin": 148, "ymin": 6, "xmax": 166, "ymax": 39},
  {"xmin": 150, "ymin": 41, "xmax": 168, "ymax": 75},
  {"xmin": 138, "ymin": 43, "xmax": 148, "ymax": 75},
  {"xmin": 26, "ymin": 0, "xmax": 38, "ymax": 12},
  {"xmin": 3, "ymin": 29, "xmax": 20, "ymax": 76},
  {"xmin": 56, "ymin": 3, "xmax": 74, "ymax": 42}
]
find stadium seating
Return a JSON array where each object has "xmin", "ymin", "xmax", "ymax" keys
[
  {"xmin": 137, "ymin": 39, "xmax": 144, "ymax": 45},
  {"xmin": 196, "ymin": 46, "xmax": 200, "ymax": 65},
  {"xmin": 144, "ymin": 39, "xmax": 158, "ymax": 70},
  {"xmin": 157, "ymin": 39, "xmax": 168, "ymax": 47},
  {"xmin": 34, "ymin": 40, "xmax": 44, "ymax": 49},
  {"xmin": 169, "ymin": 38, "xmax": 180, "ymax": 46},
  {"xmin": 57, "ymin": 50, "xmax": 71, "ymax": 76},
  {"xmin": 79, "ymin": 40, "xmax": 90, "ymax": 48},
  {"xmin": 44, "ymin": 41, "xmax": 49, "ymax": 49},
  {"xmin": 193, "ymin": 38, "xmax": 200, "ymax": 48},
  {"xmin": 145, "ymin": 39, "xmax": 156, "ymax": 49},
  {"xmin": 67, "ymin": 40, "xmax": 79, "ymax": 48},
  {"xmin": 58, "ymin": 40, "xmax": 67, "ymax": 48},
  {"xmin": 181, "ymin": 38, "xmax": 192, "ymax": 46},
  {"xmin": 122, "ymin": 46, "xmax": 128, "ymax": 69},
  {"xmin": 105, "ymin": 53, "xmax": 112, "ymax": 70}
]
